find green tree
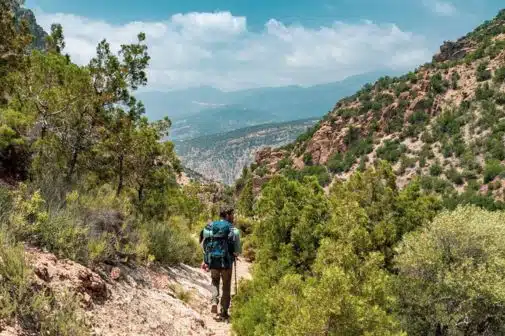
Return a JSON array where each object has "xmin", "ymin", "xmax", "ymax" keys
[
  {"xmin": 395, "ymin": 206, "xmax": 505, "ymax": 335},
  {"xmin": 238, "ymin": 178, "xmax": 254, "ymax": 217}
]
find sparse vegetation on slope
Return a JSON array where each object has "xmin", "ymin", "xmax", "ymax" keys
[{"xmin": 251, "ymin": 9, "xmax": 505, "ymax": 207}]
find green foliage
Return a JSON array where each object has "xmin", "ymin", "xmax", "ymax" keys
[
  {"xmin": 475, "ymin": 83, "xmax": 495, "ymax": 100},
  {"xmin": 234, "ymin": 164, "xmax": 442, "ymax": 335},
  {"xmin": 429, "ymin": 161, "xmax": 443, "ymax": 176},
  {"xmin": 429, "ymin": 73, "xmax": 449, "ymax": 94},
  {"xmin": 141, "ymin": 217, "xmax": 200, "ymax": 266},
  {"xmin": 0, "ymin": 229, "xmax": 89, "ymax": 335},
  {"xmin": 395, "ymin": 206, "xmax": 505, "ymax": 335},
  {"xmin": 450, "ymin": 71, "xmax": 460, "ymax": 89},
  {"xmin": 327, "ymin": 136, "xmax": 373, "ymax": 174},
  {"xmin": 376, "ymin": 140, "xmax": 406, "ymax": 163},
  {"xmin": 276, "ymin": 157, "xmax": 292, "ymax": 170},
  {"xmin": 394, "ymin": 81, "xmax": 409, "ymax": 96},
  {"xmin": 286, "ymin": 165, "xmax": 331, "ymax": 187},
  {"xmin": 238, "ymin": 179, "xmax": 254, "ymax": 217},
  {"xmin": 302, "ymin": 152, "xmax": 313, "ymax": 165},
  {"xmin": 446, "ymin": 167, "xmax": 464, "ymax": 185},
  {"xmin": 494, "ymin": 66, "xmax": 505, "ymax": 84},
  {"xmin": 476, "ymin": 61, "xmax": 492, "ymax": 81},
  {"xmin": 483, "ymin": 159, "xmax": 505, "ymax": 183}
]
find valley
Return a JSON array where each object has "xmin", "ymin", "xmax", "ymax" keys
[{"xmin": 175, "ymin": 118, "xmax": 317, "ymax": 184}]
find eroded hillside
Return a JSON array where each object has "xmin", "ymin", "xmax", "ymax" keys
[{"xmin": 252, "ymin": 9, "xmax": 505, "ymax": 202}]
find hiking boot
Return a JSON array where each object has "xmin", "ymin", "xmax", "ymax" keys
[
  {"xmin": 211, "ymin": 304, "xmax": 218, "ymax": 314},
  {"xmin": 213, "ymin": 312, "xmax": 230, "ymax": 322}
]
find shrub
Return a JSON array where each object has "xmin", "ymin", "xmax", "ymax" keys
[
  {"xmin": 395, "ymin": 206, "xmax": 505, "ymax": 335},
  {"xmin": 376, "ymin": 140, "xmax": 406, "ymax": 163},
  {"xmin": 495, "ymin": 92, "xmax": 505, "ymax": 105},
  {"xmin": 303, "ymin": 153, "xmax": 313, "ymax": 166},
  {"xmin": 142, "ymin": 217, "xmax": 200, "ymax": 266},
  {"xmin": 277, "ymin": 157, "xmax": 292, "ymax": 170},
  {"xmin": 0, "ymin": 230, "xmax": 89, "ymax": 335},
  {"xmin": 429, "ymin": 73, "xmax": 449, "ymax": 94},
  {"xmin": 429, "ymin": 162, "xmax": 443, "ymax": 176},
  {"xmin": 446, "ymin": 167, "xmax": 464, "ymax": 185},
  {"xmin": 297, "ymin": 165, "xmax": 331, "ymax": 186},
  {"xmin": 484, "ymin": 159, "xmax": 505, "ymax": 183},
  {"xmin": 476, "ymin": 61, "xmax": 492, "ymax": 81},
  {"xmin": 475, "ymin": 83, "xmax": 494, "ymax": 100},
  {"xmin": 494, "ymin": 66, "xmax": 505, "ymax": 84},
  {"xmin": 450, "ymin": 71, "xmax": 460, "ymax": 89}
]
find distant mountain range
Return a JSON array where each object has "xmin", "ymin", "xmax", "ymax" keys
[{"xmin": 138, "ymin": 71, "xmax": 395, "ymax": 140}]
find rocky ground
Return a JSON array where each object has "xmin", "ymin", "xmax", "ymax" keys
[{"xmin": 0, "ymin": 247, "xmax": 251, "ymax": 336}]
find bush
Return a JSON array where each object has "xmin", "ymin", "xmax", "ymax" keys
[
  {"xmin": 429, "ymin": 162, "xmax": 443, "ymax": 176},
  {"xmin": 476, "ymin": 61, "xmax": 492, "ymax": 82},
  {"xmin": 0, "ymin": 230, "xmax": 89, "ymax": 335},
  {"xmin": 483, "ymin": 159, "xmax": 505, "ymax": 183},
  {"xmin": 475, "ymin": 83, "xmax": 495, "ymax": 100},
  {"xmin": 277, "ymin": 157, "xmax": 292, "ymax": 170},
  {"xmin": 376, "ymin": 140, "xmax": 406, "ymax": 163},
  {"xmin": 302, "ymin": 153, "xmax": 313, "ymax": 166},
  {"xmin": 395, "ymin": 206, "xmax": 505, "ymax": 335},
  {"xmin": 450, "ymin": 71, "xmax": 460, "ymax": 89},
  {"xmin": 494, "ymin": 66, "xmax": 505, "ymax": 84},
  {"xmin": 142, "ymin": 217, "xmax": 200, "ymax": 266},
  {"xmin": 446, "ymin": 167, "xmax": 464, "ymax": 185},
  {"xmin": 429, "ymin": 73, "xmax": 449, "ymax": 94},
  {"xmin": 495, "ymin": 92, "xmax": 505, "ymax": 105},
  {"xmin": 298, "ymin": 165, "xmax": 331, "ymax": 186}
]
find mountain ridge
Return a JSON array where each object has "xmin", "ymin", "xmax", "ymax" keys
[
  {"xmin": 248, "ymin": 9, "xmax": 505, "ymax": 204},
  {"xmin": 138, "ymin": 71, "xmax": 393, "ymax": 123}
]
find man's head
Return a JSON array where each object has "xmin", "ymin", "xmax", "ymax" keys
[{"xmin": 219, "ymin": 205, "xmax": 235, "ymax": 223}]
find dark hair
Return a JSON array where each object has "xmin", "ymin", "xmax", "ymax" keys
[{"xmin": 219, "ymin": 206, "xmax": 234, "ymax": 219}]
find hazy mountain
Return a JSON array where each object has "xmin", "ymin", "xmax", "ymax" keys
[{"xmin": 138, "ymin": 72, "xmax": 391, "ymax": 140}]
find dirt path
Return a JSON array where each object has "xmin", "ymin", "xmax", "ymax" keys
[{"xmin": 202, "ymin": 259, "xmax": 252, "ymax": 336}]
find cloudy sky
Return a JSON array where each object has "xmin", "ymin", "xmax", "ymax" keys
[{"xmin": 26, "ymin": 0, "xmax": 504, "ymax": 91}]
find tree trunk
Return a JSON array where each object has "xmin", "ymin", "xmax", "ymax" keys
[
  {"xmin": 138, "ymin": 183, "xmax": 144, "ymax": 202},
  {"xmin": 66, "ymin": 140, "xmax": 81, "ymax": 184},
  {"xmin": 117, "ymin": 154, "xmax": 124, "ymax": 196}
]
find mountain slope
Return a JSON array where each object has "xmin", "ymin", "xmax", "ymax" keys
[
  {"xmin": 251, "ymin": 9, "xmax": 505, "ymax": 202},
  {"xmin": 175, "ymin": 119, "xmax": 317, "ymax": 184}
]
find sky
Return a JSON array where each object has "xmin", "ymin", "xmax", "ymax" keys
[{"xmin": 25, "ymin": 0, "xmax": 504, "ymax": 92}]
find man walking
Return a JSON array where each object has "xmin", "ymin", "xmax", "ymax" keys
[{"xmin": 200, "ymin": 205, "xmax": 241, "ymax": 321}]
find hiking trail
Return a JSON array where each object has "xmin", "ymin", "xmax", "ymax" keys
[
  {"xmin": 1, "ymin": 247, "xmax": 253, "ymax": 336},
  {"xmin": 201, "ymin": 259, "xmax": 252, "ymax": 336}
]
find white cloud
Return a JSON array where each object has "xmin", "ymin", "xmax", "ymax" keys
[
  {"xmin": 35, "ymin": 10, "xmax": 431, "ymax": 91},
  {"xmin": 424, "ymin": 0, "xmax": 457, "ymax": 16}
]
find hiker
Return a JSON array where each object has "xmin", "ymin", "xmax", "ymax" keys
[{"xmin": 200, "ymin": 206, "xmax": 241, "ymax": 321}]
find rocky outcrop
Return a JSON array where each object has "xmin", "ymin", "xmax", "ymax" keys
[{"xmin": 433, "ymin": 39, "xmax": 472, "ymax": 63}]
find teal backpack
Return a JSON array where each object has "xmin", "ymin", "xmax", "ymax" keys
[{"xmin": 202, "ymin": 220, "xmax": 235, "ymax": 269}]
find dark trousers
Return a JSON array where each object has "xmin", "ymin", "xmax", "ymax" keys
[{"xmin": 210, "ymin": 267, "xmax": 232, "ymax": 313}]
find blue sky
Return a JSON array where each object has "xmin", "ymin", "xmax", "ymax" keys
[{"xmin": 26, "ymin": 0, "xmax": 504, "ymax": 91}]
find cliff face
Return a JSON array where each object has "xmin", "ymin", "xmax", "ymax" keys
[{"xmin": 252, "ymin": 10, "xmax": 505, "ymax": 198}]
